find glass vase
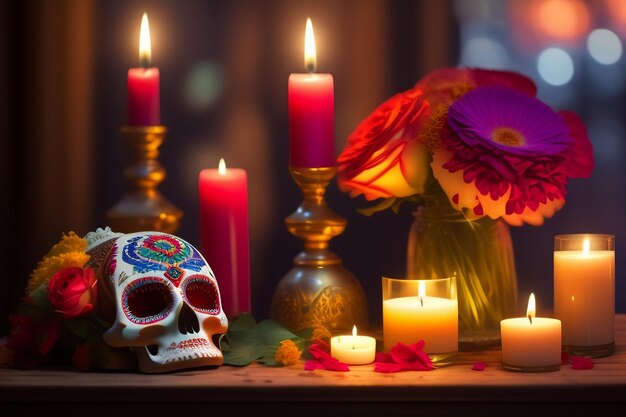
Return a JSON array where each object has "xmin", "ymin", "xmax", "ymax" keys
[{"xmin": 406, "ymin": 186, "xmax": 518, "ymax": 350}]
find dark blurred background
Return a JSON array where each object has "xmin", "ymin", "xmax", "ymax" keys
[{"xmin": 1, "ymin": 0, "xmax": 624, "ymax": 336}]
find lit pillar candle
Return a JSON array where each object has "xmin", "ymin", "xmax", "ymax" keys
[
  {"xmin": 128, "ymin": 13, "xmax": 160, "ymax": 126},
  {"xmin": 199, "ymin": 159, "xmax": 250, "ymax": 319},
  {"xmin": 554, "ymin": 234, "xmax": 615, "ymax": 357},
  {"xmin": 330, "ymin": 325, "xmax": 376, "ymax": 365},
  {"xmin": 500, "ymin": 293, "xmax": 561, "ymax": 372},
  {"xmin": 382, "ymin": 279, "xmax": 458, "ymax": 354},
  {"xmin": 288, "ymin": 18, "xmax": 334, "ymax": 168}
]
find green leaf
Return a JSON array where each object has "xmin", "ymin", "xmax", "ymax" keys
[
  {"xmin": 228, "ymin": 312, "xmax": 258, "ymax": 331},
  {"xmin": 292, "ymin": 326, "xmax": 315, "ymax": 340},
  {"xmin": 220, "ymin": 313, "xmax": 315, "ymax": 367},
  {"xmin": 255, "ymin": 319, "xmax": 299, "ymax": 346},
  {"xmin": 220, "ymin": 329, "xmax": 263, "ymax": 366},
  {"xmin": 256, "ymin": 346, "xmax": 280, "ymax": 366},
  {"xmin": 62, "ymin": 318, "xmax": 89, "ymax": 339},
  {"xmin": 29, "ymin": 284, "xmax": 52, "ymax": 310},
  {"xmin": 357, "ymin": 197, "xmax": 397, "ymax": 216}
]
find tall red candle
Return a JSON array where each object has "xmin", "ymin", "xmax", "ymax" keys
[
  {"xmin": 199, "ymin": 159, "xmax": 250, "ymax": 319},
  {"xmin": 288, "ymin": 18, "xmax": 334, "ymax": 168},
  {"xmin": 128, "ymin": 13, "xmax": 160, "ymax": 126}
]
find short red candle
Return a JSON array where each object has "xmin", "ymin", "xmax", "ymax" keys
[
  {"xmin": 288, "ymin": 18, "xmax": 334, "ymax": 168},
  {"xmin": 199, "ymin": 159, "xmax": 250, "ymax": 319},
  {"xmin": 128, "ymin": 13, "xmax": 160, "ymax": 126}
]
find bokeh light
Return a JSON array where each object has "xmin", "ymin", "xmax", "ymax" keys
[
  {"xmin": 537, "ymin": 47, "xmax": 574, "ymax": 86},
  {"xmin": 460, "ymin": 36, "xmax": 510, "ymax": 68},
  {"xmin": 587, "ymin": 29, "xmax": 622, "ymax": 65},
  {"xmin": 537, "ymin": 0, "xmax": 589, "ymax": 41},
  {"xmin": 184, "ymin": 61, "xmax": 223, "ymax": 113}
]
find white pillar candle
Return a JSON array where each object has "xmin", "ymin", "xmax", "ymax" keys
[
  {"xmin": 330, "ymin": 325, "xmax": 376, "ymax": 365},
  {"xmin": 383, "ymin": 281, "xmax": 458, "ymax": 353},
  {"xmin": 554, "ymin": 235, "xmax": 615, "ymax": 354},
  {"xmin": 500, "ymin": 293, "xmax": 561, "ymax": 372}
]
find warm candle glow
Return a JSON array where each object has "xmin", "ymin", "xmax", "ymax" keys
[
  {"xmin": 218, "ymin": 158, "xmax": 226, "ymax": 175},
  {"xmin": 330, "ymin": 324, "xmax": 376, "ymax": 364},
  {"xmin": 527, "ymin": 293, "xmax": 536, "ymax": 324},
  {"xmin": 418, "ymin": 281, "xmax": 426, "ymax": 307},
  {"xmin": 583, "ymin": 238, "xmax": 590, "ymax": 253},
  {"xmin": 139, "ymin": 13, "xmax": 152, "ymax": 67},
  {"xmin": 304, "ymin": 17, "xmax": 316, "ymax": 73}
]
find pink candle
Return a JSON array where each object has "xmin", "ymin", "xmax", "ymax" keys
[
  {"xmin": 288, "ymin": 18, "xmax": 334, "ymax": 168},
  {"xmin": 128, "ymin": 13, "xmax": 160, "ymax": 126},
  {"xmin": 198, "ymin": 159, "xmax": 250, "ymax": 319}
]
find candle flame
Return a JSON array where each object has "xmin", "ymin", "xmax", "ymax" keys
[
  {"xmin": 139, "ymin": 13, "xmax": 152, "ymax": 67},
  {"xmin": 304, "ymin": 18, "xmax": 316, "ymax": 73},
  {"xmin": 218, "ymin": 158, "xmax": 226, "ymax": 175},
  {"xmin": 582, "ymin": 238, "xmax": 590, "ymax": 253},
  {"xmin": 352, "ymin": 325, "xmax": 357, "ymax": 337},
  {"xmin": 418, "ymin": 281, "xmax": 425, "ymax": 307},
  {"xmin": 527, "ymin": 293, "xmax": 536, "ymax": 324}
]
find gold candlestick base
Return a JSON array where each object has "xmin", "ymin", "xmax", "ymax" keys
[
  {"xmin": 270, "ymin": 166, "xmax": 369, "ymax": 333},
  {"xmin": 106, "ymin": 125, "xmax": 183, "ymax": 234}
]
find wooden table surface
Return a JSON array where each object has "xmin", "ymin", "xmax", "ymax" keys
[{"xmin": 2, "ymin": 315, "xmax": 626, "ymax": 416}]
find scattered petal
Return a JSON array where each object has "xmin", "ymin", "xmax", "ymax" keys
[
  {"xmin": 472, "ymin": 361, "xmax": 487, "ymax": 371},
  {"xmin": 561, "ymin": 351, "xmax": 593, "ymax": 370},
  {"xmin": 374, "ymin": 340, "xmax": 434, "ymax": 373},
  {"xmin": 571, "ymin": 355, "xmax": 594, "ymax": 370},
  {"xmin": 305, "ymin": 343, "xmax": 350, "ymax": 372},
  {"xmin": 374, "ymin": 362, "xmax": 404, "ymax": 373}
]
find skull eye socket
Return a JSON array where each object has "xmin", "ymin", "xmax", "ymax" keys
[
  {"xmin": 183, "ymin": 275, "xmax": 220, "ymax": 315},
  {"xmin": 123, "ymin": 278, "xmax": 174, "ymax": 324}
]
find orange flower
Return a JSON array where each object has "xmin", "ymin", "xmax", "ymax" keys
[
  {"xmin": 337, "ymin": 88, "xmax": 431, "ymax": 201},
  {"xmin": 274, "ymin": 339, "xmax": 301, "ymax": 366}
]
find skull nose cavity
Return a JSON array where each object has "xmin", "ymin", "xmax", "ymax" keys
[{"xmin": 178, "ymin": 301, "xmax": 200, "ymax": 334}]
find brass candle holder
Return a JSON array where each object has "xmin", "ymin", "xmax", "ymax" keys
[
  {"xmin": 106, "ymin": 125, "xmax": 183, "ymax": 234},
  {"xmin": 270, "ymin": 166, "xmax": 369, "ymax": 333}
]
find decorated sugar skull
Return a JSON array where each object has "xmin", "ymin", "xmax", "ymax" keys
[{"xmin": 87, "ymin": 229, "xmax": 228, "ymax": 373}]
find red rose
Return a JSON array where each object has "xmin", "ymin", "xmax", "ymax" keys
[
  {"xmin": 337, "ymin": 88, "xmax": 431, "ymax": 201},
  {"xmin": 47, "ymin": 266, "xmax": 98, "ymax": 319}
]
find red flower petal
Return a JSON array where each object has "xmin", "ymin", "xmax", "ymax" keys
[
  {"xmin": 305, "ymin": 343, "xmax": 350, "ymax": 372},
  {"xmin": 472, "ymin": 361, "xmax": 487, "ymax": 371},
  {"xmin": 374, "ymin": 362, "xmax": 405, "ymax": 373},
  {"xmin": 389, "ymin": 341, "xmax": 434, "ymax": 371},
  {"xmin": 571, "ymin": 355, "xmax": 594, "ymax": 370},
  {"xmin": 375, "ymin": 351, "xmax": 393, "ymax": 363},
  {"xmin": 304, "ymin": 360, "xmax": 325, "ymax": 371},
  {"xmin": 37, "ymin": 318, "xmax": 60, "ymax": 356}
]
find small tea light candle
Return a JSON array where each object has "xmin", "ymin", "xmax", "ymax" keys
[
  {"xmin": 330, "ymin": 325, "xmax": 376, "ymax": 365},
  {"xmin": 500, "ymin": 293, "xmax": 561, "ymax": 372}
]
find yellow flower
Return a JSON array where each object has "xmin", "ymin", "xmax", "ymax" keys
[
  {"xmin": 26, "ymin": 231, "xmax": 90, "ymax": 295},
  {"xmin": 274, "ymin": 339, "xmax": 301, "ymax": 366},
  {"xmin": 45, "ymin": 231, "xmax": 87, "ymax": 258}
]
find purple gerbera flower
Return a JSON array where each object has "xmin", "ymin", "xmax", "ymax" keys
[
  {"xmin": 446, "ymin": 86, "xmax": 571, "ymax": 156},
  {"xmin": 431, "ymin": 85, "xmax": 593, "ymax": 226}
]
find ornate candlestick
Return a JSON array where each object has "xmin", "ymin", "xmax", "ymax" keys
[
  {"xmin": 106, "ymin": 125, "xmax": 183, "ymax": 234},
  {"xmin": 270, "ymin": 166, "xmax": 369, "ymax": 333}
]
